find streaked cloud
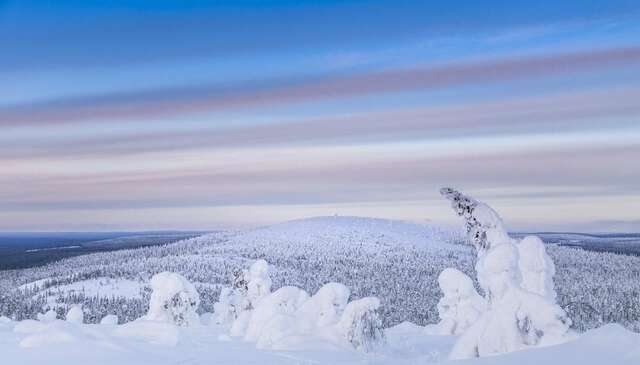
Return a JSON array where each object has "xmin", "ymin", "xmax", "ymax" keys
[{"xmin": 2, "ymin": 46, "xmax": 639, "ymax": 126}]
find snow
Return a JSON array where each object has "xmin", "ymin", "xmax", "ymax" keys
[
  {"xmin": 434, "ymin": 268, "xmax": 487, "ymax": 335},
  {"xmin": 518, "ymin": 235, "xmax": 557, "ymax": 300},
  {"xmin": 1, "ymin": 192, "xmax": 638, "ymax": 363},
  {"xmin": 0, "ymin": 317, "xmax": 639, "ymax": 365},
  {"xmin": 243, "ymin": 286, "xmax": 309, "ymax": 342},
  {"xmin": 66, "ymin": 305, "xmax": 84, "ymax": 324},
  {"xmin": 145, "ymin": 272, "xmax": 200, "ymax": 326},
  {"xmin": 246, "ymin": 259, "xmax": 273, "ymax": 308},
  {"xmin": 440, "ymin": 188, "xmax": 573, "ymax": 359},
  {"xmin": 296, "ymin": 282, "xmax": 350, "ymax": 327},
  {"xmin": 100, "ymin": 314, "xmax": 118, "ymax": 325},
  {"xmin": 36, "ymin": 309, "xmax": 57, "ymax": 322}
]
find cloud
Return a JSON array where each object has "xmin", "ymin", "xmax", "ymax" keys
[
  {"xmin": 2, "ymin": 45, "xmax": 639, "ymax": 126},
  {"xmin": 1, "ymin": 86, "xmax": 639, "ymax": 159}
]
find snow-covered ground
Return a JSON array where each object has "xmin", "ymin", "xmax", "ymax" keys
[{"xmin": 0, "ymin": 316, "xmax": 638, "ymax": 365}]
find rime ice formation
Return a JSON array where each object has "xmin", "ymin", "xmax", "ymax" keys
[
  {"xmin": 435, "ymin": 268, "xmax": 487, "ymax": 335},
  {"xmin": 145, "ymin": 272, "xmax": 200, "ymax": 327},
  {"xmin": 440, "ymin": 188, "xmax": 572, "ymax": 359}
]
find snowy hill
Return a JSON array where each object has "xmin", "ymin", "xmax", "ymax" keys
[
  {"xmin": 1, "ymin": 215, "xmax": 640, "ymax": 364},
  {"xmin": 235, "ymin": 215, "xmax": 458, "ymax": 250}
]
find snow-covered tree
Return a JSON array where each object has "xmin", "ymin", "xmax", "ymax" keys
[
  {"xmin": 212, "ymin": 287, "xmax": 235, "ymax": 325},
  {"xmin": 246, "ymin": 259, "xmax": 272, "ymax": 308},
  {"xmin": 297, "ymin": 282, "xmax": 350, "ymax": 328},
  {"xmin": 440, "ymin": 187, "xmax": 512, "ymax": 253},
  {"xmin": 37, "ymin": 310, "xmax": 57, "ymax": 323},
  {"xmin": 435, "ymin": 268, "xmax": 487, "ymax": 335},
  {"xmin": 518, "ymin": 235, "xmax": 557, "ymax": 300},
  {"xmin": 66, "ymin": 305, "xmax": 84, "ymax": 324},
  {"xmin": 339, "ymin": 297, "xmax": 385, "ymax": 352},
  {"xmin": 100, "ymin": 314, "xmax": 118, "ymax": 325},
  {"xmin": 440, "ymin": 188, "xmax": 572, "ymax": 358},
  {"xmin": 244, "ymin": 286, "xmax": 309, "ymax": 342},
  {"xmin": 145, "ymin": 272, "xmax": 200, "ymax": 327},
  {"xmin": 229, "ymin": 259, "xmax": 273, "ymax": 336}
]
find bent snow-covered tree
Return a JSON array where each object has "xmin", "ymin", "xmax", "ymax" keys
[
  {"xmin": 439, "ymin": 188, "xmax": 572, "ymax": 359},
  {"xmin": 146, "ymin": 272, "xmax": 200, "ymax": 327}
]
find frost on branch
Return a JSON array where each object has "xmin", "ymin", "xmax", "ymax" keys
[
  {"xmin": 145, "ymin": 272, "xmax": 200, "ymax": 327},
  {"xmin": 339, "ymin": 297, "xmax": 385, "ymax": 352},
  {"xmin": 435, "ymin": 268, "xmax": 487, "ymax": 335},
  {"xmin": 440, "ymin": 188, "xmax": 572, "ymax": 359}
]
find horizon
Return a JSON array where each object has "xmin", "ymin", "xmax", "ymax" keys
[{"xmin": 1, "ymin": 1, "xmax": 639, "ymax": 232}]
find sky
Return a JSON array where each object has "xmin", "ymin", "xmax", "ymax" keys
[{"xmin": 1, "ymin": 0, "xmax": 639, "ymax": 232}]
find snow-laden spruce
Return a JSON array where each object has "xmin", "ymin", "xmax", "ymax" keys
[
  {"xmin": 432, "ymin": 268, "xmax": 487, "ymax": 335},
  {"xmin": 215, "ymin": 259, "xmax": 385, "ymax": 352},
  {"xmin": 145, "ymin": 272, "xmax": 200, "ymax": 326},
  {"xmin": 37, "ymin": 310, "xmax": 57, "ymax": 323},
  {"xmin": 440, "ymin": 188, "xmax": 573, "ymax": 359},
  {"xmin": 518, "ymin": 235, "xmax": 557, "ymax": 300},
  {"xmin": 66, "ymin": 305, "xmax": 84, "ymax": 324}
]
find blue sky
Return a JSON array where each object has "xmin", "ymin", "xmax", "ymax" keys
[{"xmin": 1, "ymin": 1, "xmax": 639, "ymax": 231}]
